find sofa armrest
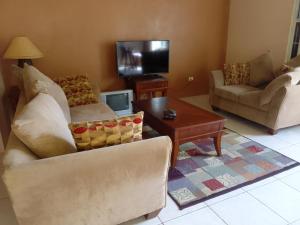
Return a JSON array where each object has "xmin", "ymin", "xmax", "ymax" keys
[
  {"xmin": 210, "ymin": 70, "xmax": 225, "ymax": 90},
  {"xmin": 2, "ymin": 136, "xmax": 172, "ymax": 225},
  {"xmin": 267, "ymin": 85, "xmax": 300, "ymax": 129}
]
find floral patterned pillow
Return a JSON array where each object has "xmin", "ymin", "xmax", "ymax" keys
[
  {"xmin": 224, "ymin": 63, "xmax": 250, "ymax": 86},
  {"xmin": 69, "ymin": 112, "xmax": 144, "ymax": 150},
  {"xmin": 53, "ymin": 75, "xmax": 98, "ymax": 107}
]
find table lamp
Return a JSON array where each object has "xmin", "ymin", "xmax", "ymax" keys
[{"xmin": 3, "ymin": 36, "xmax": 43, "ymax": 68}]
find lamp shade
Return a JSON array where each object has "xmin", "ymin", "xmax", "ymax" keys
[{"xmin": 3, "ymin": 36, "xmax": 43, "ymax": 59}]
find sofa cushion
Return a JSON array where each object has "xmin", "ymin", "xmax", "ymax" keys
[
  {"xmin": 12, "ymin": 93, "xmax": 77, "ymax": 158},
  {"xmin": 54, "ymin": 75, "xmax": 99, "ymax": 107},
  {"xmin": 249, "ymin": 52, "xmax": 274, "ymax": 87},
  {"xmin": 224, "ymin": 63, "xmax": 250, "ymax": 85},
  {"xmin": 69, "ymin": 112, "xmax": 144, "ymax": 150},
  {"xmin": 214, "ymin": 85, "xmax": 259, "ymax": 102},
  {"xmin": 23, "ymin": 64, "xmax": 71, "ymax": 123},
  {"xmin": 238, "ymin": 90, "xmax": 268, "ymax": 111},
  {"xmin": 70, "ymin": 102, "xmax": 117, "ymax": 122}
]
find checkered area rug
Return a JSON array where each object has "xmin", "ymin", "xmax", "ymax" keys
[{"xmin": 143, "ymin": 126, "xmax": 300, "ymax": 210}]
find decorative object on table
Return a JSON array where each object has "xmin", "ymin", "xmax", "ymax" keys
[
  {"xmin": 3, "ymin": 36, "xmax": 43, "ymax": 68},
  {"xmin": 143, "ymin": 126, "xmax": 299, "ymax": 210},
  {"xmin": 163, "ymin": 108, "xmax": 176, "ymax": 120},
  {"xmin": 69, "ymin": 111, "xmax": 144, "ymax": 150},
  {"xmin": 53, "ymin": 75, "xmax": 99, "ymax": 107}
]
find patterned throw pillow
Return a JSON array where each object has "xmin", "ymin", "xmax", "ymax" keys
[
  {"xmin": 274, "ymin": 64, "xmax": 295, "ymax": 77},
  {"xmin": 53, "ymin": 75, "xmax": 98, "ymax": 107},
  {"xmin": 224, "ymin": 63, "xmax": 250, "ymax": 85},
  {"xmin": 69, "ymin": 112, "xmax": 144, "ymax": 150}
]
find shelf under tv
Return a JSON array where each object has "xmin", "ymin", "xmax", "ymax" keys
[{"xmin": 124, "ymin": 75, "xmax": 168, "ymax": 101}]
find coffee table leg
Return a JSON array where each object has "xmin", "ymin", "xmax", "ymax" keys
[
  {"xmin": 171, "ymin": 140, "xmax": 179, "ymax": 167},
  {"xmin": 214, "ymin": 133, "xmax": 222, "ymax": 156}
]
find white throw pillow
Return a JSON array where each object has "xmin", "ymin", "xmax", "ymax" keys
[
  {"xmin": 12, "ymin": 93, "xmax": 77, "ymax": 158},
  {"xmin": 23, "ymin": 64, "xmax": 71, "ymax": 122}
]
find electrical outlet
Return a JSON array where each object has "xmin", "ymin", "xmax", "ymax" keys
[{"xmin": 188, "ymin": 76, "xmax": 194, "ymax": 82}]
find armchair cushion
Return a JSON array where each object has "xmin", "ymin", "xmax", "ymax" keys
[
  {"xmin": 12, "ymin": 93, "xmax": 77, "ymax": 158},
  {"xmin": 215, "ymin": 85, "xmax": 258, "ymax": 102},
  {"xmin": 239, "ymin": 90, "xmax": 268, "ymax": 111},
  {"xmin": 249, "ymin": 52, "xmax": 274, "ymax": 87}
]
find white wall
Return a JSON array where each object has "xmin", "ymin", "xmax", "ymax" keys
[{"xmin": 226, "ymin": 0, "xmax": 295, "ymax": 68}]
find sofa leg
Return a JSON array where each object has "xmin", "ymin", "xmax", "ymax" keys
[
  {"xmin": 144, "ymin": 208, "xmax": 162, "ymax": 219},
  {"xmin": 268, "ymin": 128, "xmax": 278, "ymax": 135}
]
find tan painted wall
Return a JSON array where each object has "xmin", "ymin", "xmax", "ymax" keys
[
  {"xmin": 226, "ymin": 0, "xmax": 295, "ymax": 68},
  {"xmin": 0, "ymin": 0, "xmax": 229, "ymax": 99}
]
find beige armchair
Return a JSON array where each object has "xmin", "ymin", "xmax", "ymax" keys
[{"xmin": 209, "ymin": 70, "xmax": 300, "ymax": 134}]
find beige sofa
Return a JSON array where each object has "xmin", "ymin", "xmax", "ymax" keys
[
  {"xmin": 209, "ymin": 70, "xmax": 300, "ymax": 134},
  {"xmin": 2, "ymin": 88, "xmax": 172, "ymax": 224}
]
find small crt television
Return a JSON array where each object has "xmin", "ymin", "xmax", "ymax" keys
[{"xmin": 100, "ymin": 90, "xmax": 133, "ymax": 116}]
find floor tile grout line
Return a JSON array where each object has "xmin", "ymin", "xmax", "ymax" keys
[
  {"xmin": 205, "ymin": 202, "xmax": 229, "ymax": 225},
  {"xmin": 276, "ymin": 168, "xmax": 300, "ymax": 181},
  {"xmin": 278, "ymin": 179, "xmax": 300, "ymax": 194},
  {"xmin": 158, "ymin": 215, "xmax": 164, "ymax": 224},
  {"xmin": 246, "ymin": 190, "xmax": 290, "ymax": 224},
  {"xmin": 241, "ymin": 179, "xmax": 278, "ymax": 192},
  {"xmin": 287, "ymin": 217, "xmax": 300, "ymax": 225},
  {"xmin": 204, "ymin": 190, "xmax": 245, "ymax": 207},
  {"xmin": 159, "ymin": 189, "xmax": 246, "ymax": 224},
  {"xmin": 158, "ymin": 205, "xmax": 208, "ymax": 224},
  {"xmin": 160, "ymin": 189, "xmax": 246, "ymax": 223}
]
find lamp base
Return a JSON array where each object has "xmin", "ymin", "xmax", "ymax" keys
[{"xmin": 18, "ymin": 59, "xmax": 32, "ymax": 68}]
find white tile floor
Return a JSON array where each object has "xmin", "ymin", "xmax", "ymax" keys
[{"xmin": 2, "ymin": 95, "xmax": 300, "ymax": 225}]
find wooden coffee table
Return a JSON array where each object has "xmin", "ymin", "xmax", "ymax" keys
[{"xmin": 133, "ymin": 97, "xmax": 225, "ymax": 167}]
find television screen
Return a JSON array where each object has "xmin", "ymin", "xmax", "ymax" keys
[
  {"xmin": 116, "ymin": 40, "xmax": 169, "ymax": 77},
  {"xmin": 106, "ymin": 93, "xmax": 129, "ymax": 111}
]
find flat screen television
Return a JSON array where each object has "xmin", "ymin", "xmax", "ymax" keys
[{"xmin": 116, "ymin": 40, "xmax": 169, "ymax": 77}]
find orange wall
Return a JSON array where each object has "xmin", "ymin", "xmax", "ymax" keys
[
  {"xmin": 0, "ymin": 0, "xmax": 229, "ymax": 98},
  {"xmin": 226, "ymin": 0, "xmax": 294, "ymax": 68}
]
